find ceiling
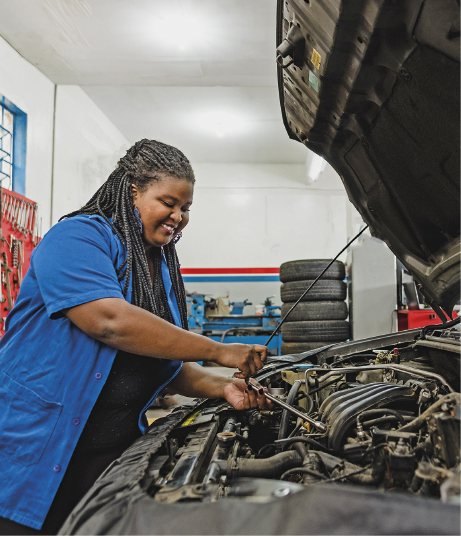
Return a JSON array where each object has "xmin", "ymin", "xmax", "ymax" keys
[
  {"xmin": 0, "ymin": 0, "xmax": 310, "ymax": 163},
  {"xmin": 82, "ymin": 86, "xmax": 306, "ymax": 163}
]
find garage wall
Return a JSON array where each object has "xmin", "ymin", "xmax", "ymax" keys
[
  {"xmin": 51, "ymin": 86, "xmax": 129, "ymax": 224},
  {"xmin": 0, "ymin": 38, "xmax": 130, "ymax": 234},
  {"xmin": 0, "ymin": 36, "xmax": 55, "ymax": 232},
  {"xmin": 177, "ymin": 162, "xmax": 350, "ymax": 311},
  {"xmin": 0, "ymin": 37, "xmax": 355, "ymax": 315}
]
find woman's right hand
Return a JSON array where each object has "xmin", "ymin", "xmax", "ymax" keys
[{"xmin": 214, "ymin": 343, "xmax": 267, "ymax": 377}]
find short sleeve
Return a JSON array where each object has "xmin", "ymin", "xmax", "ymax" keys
[{"xmin": 31, "ymin": 216, "xmax": 126, "ymax": 319}]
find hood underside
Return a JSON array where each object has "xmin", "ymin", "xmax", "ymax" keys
[{"xmin": 277, "ymin": 0, "xmax": 460, "ymax": 316}]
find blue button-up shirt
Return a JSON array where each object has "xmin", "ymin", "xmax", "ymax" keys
[{"xmin": 0, "ymin": 215, "xmax": 182, "ymax": 529}]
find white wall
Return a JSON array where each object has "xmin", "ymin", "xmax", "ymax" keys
[
  {"xmin": 0, "ymin": 36, "xmax": 55, "ymax": 232},
  {"xmin": 0, "ymin": 38, "xmax": 129, "ymax": 234},
  {"xmin": 177, "ymin": 162, "xmax": 350, "ymax": 310},
  {"xmin": 52, "ymin": 86, "xmax": 129, "ymax": 223}
]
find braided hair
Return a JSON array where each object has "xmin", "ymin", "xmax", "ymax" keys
[{"xmin": 60, "ymin": 139, "xmax": 195, "ymax": 330}]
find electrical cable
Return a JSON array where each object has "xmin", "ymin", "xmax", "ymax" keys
[{"xmin": 265, "ymin": 225, "xmax": 369, "ymax": 347}]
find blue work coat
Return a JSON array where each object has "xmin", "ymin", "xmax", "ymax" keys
[{"xmin": 0, "ymin": 215, "xmax": 182, "ymax": 529}]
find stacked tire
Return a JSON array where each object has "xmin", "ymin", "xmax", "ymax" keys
[{"xmin": 279, "ymin": 259, "xmax": 350, "ymax": 355}]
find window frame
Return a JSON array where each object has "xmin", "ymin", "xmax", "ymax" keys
[{"xmin": 0, "ymin": 95, "xmax": 27, "ymax": 195}]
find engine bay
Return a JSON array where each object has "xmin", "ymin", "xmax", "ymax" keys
[{"xmin": 148, "ymin": 324, "xmax": 460, "ymax": 506}]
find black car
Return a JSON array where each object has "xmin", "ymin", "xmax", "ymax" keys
[{"xmin": 60, "ymin": 1, "xmax": 460, "ymax": 534}]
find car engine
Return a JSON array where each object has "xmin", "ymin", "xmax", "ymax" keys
[{"xmin": 148, "ymin": 323, "xmax": 460, "ymax": 506}]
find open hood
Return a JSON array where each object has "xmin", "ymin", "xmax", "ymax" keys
[{"xmin": 277, "ymin": 0, "xmax": 460, "ymax": 318}]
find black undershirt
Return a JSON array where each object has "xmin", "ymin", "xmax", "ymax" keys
[{"xmin": 0, "ymin": 350, "xmax": 165, "ymax": 535}]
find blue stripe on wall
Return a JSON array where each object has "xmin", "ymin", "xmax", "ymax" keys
[{"xmin": 182, "ymin": 276, "xmax": 280, "ymax": 282}]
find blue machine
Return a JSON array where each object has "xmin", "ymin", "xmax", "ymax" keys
[{"xmin": 187, "ymin": 294, "xmax": 282, "ymax": 355}]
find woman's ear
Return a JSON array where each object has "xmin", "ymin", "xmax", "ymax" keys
[{"xmin": 131, "ymin": 184, "xmax": 138, "ymax": 205}]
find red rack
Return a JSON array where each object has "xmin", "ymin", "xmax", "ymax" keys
[{"xmin": 0, "ymin": 187, "xmax": 40, "ymax": 335}]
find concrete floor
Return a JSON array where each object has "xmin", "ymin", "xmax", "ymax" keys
[{"xmin": 145, "ymin": 366, "xmax": 237, "ymax": 424}]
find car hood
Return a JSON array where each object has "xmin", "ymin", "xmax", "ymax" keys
[{"xmin": 277, "ymin": 0, "xmax": 460, "ymax": 317}]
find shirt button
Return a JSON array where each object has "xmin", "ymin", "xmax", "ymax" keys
[
  {"xmin": 95, "ymin": 373, "xmax": 102, "ymax": 380},
  {"xmin": 72, "ymin": 418, "xmax": 80, "ymax": 426},
  {"xmin": 54, "ymin": 465, "xmax": 61, "ymax": 473}
]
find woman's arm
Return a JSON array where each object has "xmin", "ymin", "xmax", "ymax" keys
[
  {"xmin": 167, "ymin": 363, "xmax": 271, "ymax": 410},
  {"xmin": 64, "ymin": 297, "xmax": 266, "ymax": 377}
]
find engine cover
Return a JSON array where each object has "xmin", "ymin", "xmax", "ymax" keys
[{"xmin": 320, "ymin": 383, "xmax": 417, "ymax": 450}]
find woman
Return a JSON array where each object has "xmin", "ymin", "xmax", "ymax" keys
[{"xmin": 0, "ymin": 140, "xmax": 269, "ymax": 534}]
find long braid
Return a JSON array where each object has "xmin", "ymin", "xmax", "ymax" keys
[{"xmin": 60, "ymin": 139, "xmax": 194, "ymax": 330}]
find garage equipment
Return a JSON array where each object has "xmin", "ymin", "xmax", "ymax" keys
[
  {"xmin": 0, "ymin": 186, "xmax": 40, "ymax": 336},
  {"xmin": 187, "ymin": 294, "xmax": 283, "ymax": 355}
]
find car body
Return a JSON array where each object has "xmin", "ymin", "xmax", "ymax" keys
[{"xmin": 59, "ymin": 1, "xmax": 460, "ymax": 534}]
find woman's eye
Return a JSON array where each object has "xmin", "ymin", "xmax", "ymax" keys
[{"xmin": 163, "ymin": 201, "xmax": 174, "ymax": 208}]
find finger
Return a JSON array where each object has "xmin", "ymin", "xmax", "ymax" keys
[
  {"xmin": 252, "ymin": 349, "xmax": 264, "ymax": 371},
  {"xmin": 239, "ymin": 362, "xmax": 251, "ymax": 378},
  {"xmin": 233, "ymin": 371, "xmax": 246, "ymax": 379},
  {"xmin": 248, "ymin": 378, "xmax": 262, "ymax": 390},
  {"xmin": 256, "ymin": 386, "xmax": 269, "ymax": 410},
  {"xmin": 247, "ymin": 355, "xmax": 257, "ymax": 377},
  {"xmin": 253, "ymin": 345, "xmax": 268, "ymax": 362},
  {"xmin": 263, "ymin": 387, "xmax": 276, "ymax": 409},
  {"xmin": 246, "ymin": 383, "xmax": 258, "ymax": 408},
  {"xmin": 242, "ymin": 388, "xmax": 250, "ymax": 410},
  {"xmin": 233, "ymin": 378, "xmax": 247, "ymax": 392}
]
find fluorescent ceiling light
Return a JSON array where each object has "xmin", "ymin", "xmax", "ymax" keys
[
  {"xmin": 199, "ymin": 112, "xmax": 246, "ymax": 138},
  {"xmin": 152, "ymin": 12, "xmax": 205, "ymax": 50},
  {"xmin": 307, "ymin": 154, "xmax": 327, "ymax": 182}
]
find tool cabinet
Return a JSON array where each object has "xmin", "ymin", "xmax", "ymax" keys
[{"xmin": 0, "ymin": 186, "xmax": 40, "ymax": 335}]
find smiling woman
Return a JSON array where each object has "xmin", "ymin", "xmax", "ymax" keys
[{"xmin": 0, "ymin": 139, "xmax": 271, "ymax": 535}]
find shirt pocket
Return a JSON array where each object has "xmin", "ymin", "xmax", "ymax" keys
[{"xmin": 0, "ymin": 372, "xmax": 62, "ymax": 466}]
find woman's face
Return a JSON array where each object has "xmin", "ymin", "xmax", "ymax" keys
[{"xmin": 132, "ymin": 175, "xmax": 194, "ymax": 249}]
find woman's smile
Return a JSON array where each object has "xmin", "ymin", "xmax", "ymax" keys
[{"xmin": 161, "ymin": 223, "xmax": 177, "ymax": 235}]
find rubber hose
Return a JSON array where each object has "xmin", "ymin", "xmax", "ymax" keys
[
  {"xmin": 292, "ymin": 441, "xmax": 308, "ymax": 462},
  {"xmin": 278, "ymin": 380, "xmax": 303, "ymax": 440},
  {"xmin": 307, "ymin": 376, "xmax": 344, "ymax": 396},
  {"xmin": 281, "ymin": 436, "xmax": 341, "ymax": 456},
  {"xmin": 294, "ymin": 391, "xmax": 315, "ymax": 413},
  {"xmin": 227, "ymin": 450, "xmax": 302, "ymax": 479},
  {"xmin": 361, "ymin": 415, "xmax": 411, "ymax": 428},
  {"xmin": 357, "ymin": 408, "xmax": 407, "ymax": 427}
]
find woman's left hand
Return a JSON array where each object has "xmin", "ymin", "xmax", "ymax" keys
[{"xmin": 223, "ymin": 378, "xmax": 274, "ymax": 411}]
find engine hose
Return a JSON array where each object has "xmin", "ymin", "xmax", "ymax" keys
[
  {"xmin": 226, "ymin": 450, "xmax": 302, "ymax": 479},
  {"xmin": 306, "ymin": 376, "xmax": 344, "ymax": 396},
  {"xmin": 292, "ymin": 441, "xmax": 309, "ymax": 461},
  {"xmin": 278, "ymin": 380, "xmax": 303, "ymax": 440},
  {"xmin": 398, "ymin": 392, "xmax": 460, "ymax": 433},
  {"xmin": 361, "ymin": 415, "xmax": 412, "ymax": 428},
  {"xmin": 357, "ymin": 408, "xmax": 407, "ymax": 428},
  {"xmin": 281, "ymin": 436, "xmax": 341, "ymax": 456},
  {"xmin": 294, "ymin": 391, "xmax": 314, "ymax": 413}
]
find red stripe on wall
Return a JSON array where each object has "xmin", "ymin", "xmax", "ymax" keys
[{"xmin": 180, "ymin": 267, "xmax": 280, "ymax": 274}]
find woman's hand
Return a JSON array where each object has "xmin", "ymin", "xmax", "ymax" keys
[
  {"xmin": 222, "ymin": 378, "xmax": 274, "ymax": 411},
  {"xmin": 214, "ymin": 343, "xmax": 267, "ymax": 378},
  {"xmin": 168, "ymin": 364, "xmax": 276, "ymax": 411}
]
